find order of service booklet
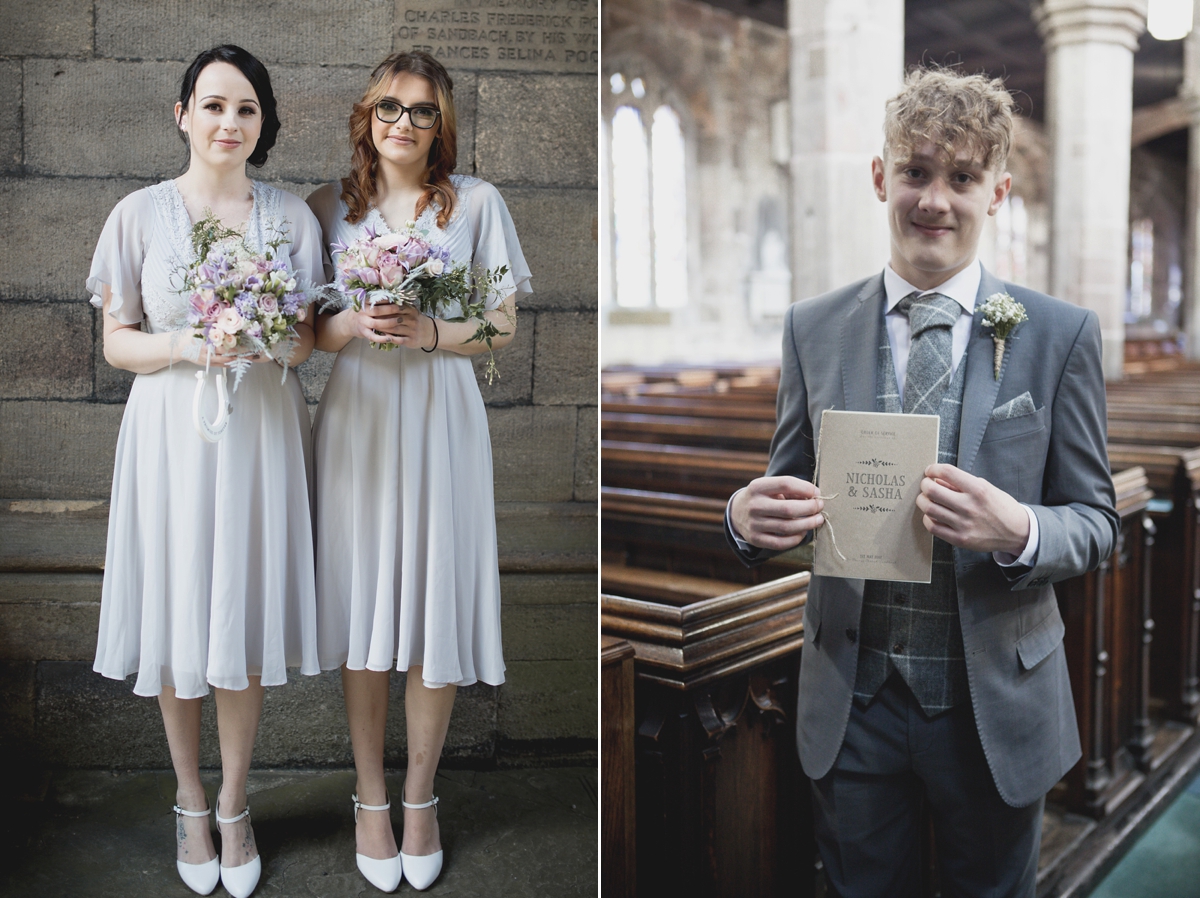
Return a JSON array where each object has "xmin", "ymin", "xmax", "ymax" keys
[{"xmin": 812, "ymin": 409, "xmax": 940, "ymax": 583}]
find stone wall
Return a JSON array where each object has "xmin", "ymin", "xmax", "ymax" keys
[{"xmin": 0, "ymin": 0, "xmax": 597, "ymax": 768}]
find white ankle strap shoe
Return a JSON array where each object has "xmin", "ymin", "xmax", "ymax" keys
[
  {"xmin": 173, "ymin": 803, "xmax": 219, "ymax": 896},
  {"xmin": 216, "ymin": 791, "xmax": 261, "ymax": 898},
  {"xmin": 399, "ymin": 791, "xmax": 444, "ymax": 891},
  {"xmin": 353, "ymin": 792, "xmax": 403, "ymax": 892}
]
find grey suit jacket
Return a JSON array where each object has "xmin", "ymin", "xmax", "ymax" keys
[{"xmin": 726, "ymin": 268, "xmax": 1118, "ymax": 807}]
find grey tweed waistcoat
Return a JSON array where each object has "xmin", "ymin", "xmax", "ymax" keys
[{"xmin": 853, "ymin": 311, "xmax": 970, "ymax": 714}]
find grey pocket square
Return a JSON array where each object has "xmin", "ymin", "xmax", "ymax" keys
[{"xmin": 991, "ymin": 392, "xmax": 1037, "ymax": 421}]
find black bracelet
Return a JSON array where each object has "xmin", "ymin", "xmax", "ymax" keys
[{"xmin": 422, "ymin": 315, "xmax": 439, "ymax": 352}]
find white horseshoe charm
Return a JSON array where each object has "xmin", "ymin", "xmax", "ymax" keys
[{"xmin": 193, "ymin": 368, "xmax": 232, "ymax": 443}]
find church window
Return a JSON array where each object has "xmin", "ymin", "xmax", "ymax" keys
[
  {"xmin": 1128, "ymin": 218, "xmax": 1154, "ymax": 322},
  {"xmin": 606, "ymin": 73, "xmax": 689, "ymax": 310},
  {"xmin": 993, "ymin": 195, "xmax": 1028, "ymax": 285}
]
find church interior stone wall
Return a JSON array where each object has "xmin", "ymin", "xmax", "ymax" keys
[{"xmin": 601, "ymin": 0, "xmax": 790, "ymax": 367}]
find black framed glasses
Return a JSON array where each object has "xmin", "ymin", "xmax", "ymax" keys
[{"xmin": 374, "ymin": 100, "xmax": 441, "ymax": 129}]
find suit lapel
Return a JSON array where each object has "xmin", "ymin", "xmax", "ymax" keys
[
  {"xmin": 957, "ymin": 267, "xmax": 1008, "ymax": 473},
  {"xmin": 841, "ymin": 274, "xmax": 885, "ymax": 412}
]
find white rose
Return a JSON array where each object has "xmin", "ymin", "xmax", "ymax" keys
[
  {"xmin": 215, "ymin": 308, "xmax": 244, "ymax": 334},
  {"xmin": 372, "ymin": 233, "xmax": 404, "ymax": 251}
]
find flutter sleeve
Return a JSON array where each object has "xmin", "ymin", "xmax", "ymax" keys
[
  {"xmin": 304, "ymin": 183, "xmax": 341, "ymax": 284},
  {"xmin": 280, "ymin": 189, "xmax": 328, "ymax": 289},
  {"xmin": 465, "ymin": 181, "xmax": 533, "ymax": 310},
  {"xmin": 87, "ymin": 189, "xmax": 150, "ymax": 325}
]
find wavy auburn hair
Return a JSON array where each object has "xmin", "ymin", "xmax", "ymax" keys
[{"xmin": 341, "ymin": 52, "xmax": 458, "ymax": 227}]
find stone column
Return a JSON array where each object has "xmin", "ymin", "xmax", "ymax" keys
[
  {"xmin": 1182, "ymin": 2, "xmax": 1200, "ymax": 357},
  {"xmin": 788, "ymin": 0, "xmax": 904, "ymax": 302},
  {"xmin": 1034, "ymin": 0, "xmax": 1148, "ymax": 380}
]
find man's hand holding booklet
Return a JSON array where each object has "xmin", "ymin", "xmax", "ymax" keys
[{"xmin": 813, "ymin": 409, "xmax": 939, "ymax": 582}]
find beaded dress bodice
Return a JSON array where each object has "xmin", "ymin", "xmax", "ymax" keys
[
  {"xmin": 141, "ymin": 181, "xmax": 283, "ymax": 334},
  {"xmin": 358, "ymin": 175, "xmax": 481, "ymax": 245}
]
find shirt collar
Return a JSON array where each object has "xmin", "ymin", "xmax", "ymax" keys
[{"xmin": 883, "ymin": 259, "xmax": 982, "ymax": 316}]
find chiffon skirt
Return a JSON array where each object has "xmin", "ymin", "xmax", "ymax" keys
[
  {"xmin": 311, "ymin": 341, "xmax": 505, "ymax": 688},
  {"xmin": 93, "ymin": 361, "xmax": 320, "ymax": 699}
]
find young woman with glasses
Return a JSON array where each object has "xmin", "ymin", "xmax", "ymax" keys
[
  {"xmin": 306, "ymin": 51, "xmax": 531, "ymax": 893},
  {"xmin": 88, "ymin": 45, "xmax": 323, "ymax": 898}
]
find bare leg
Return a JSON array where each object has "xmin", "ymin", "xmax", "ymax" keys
[
  {"xmin": 402, "ymin": 666, "xmax": 456, "ymax": 857},
  {"xmin": 343, "ymin": 665, "xmax": 398, "ymax": 860},
  {"xmin": 213, "ymin": 676, "xmax": 264, "ymax": 868},
  {"xmin": 159, "ymin": 687, "xmax": 217, "ymax": 865}
]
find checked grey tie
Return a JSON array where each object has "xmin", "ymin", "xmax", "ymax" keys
[{"xmin": 898, "ymin": 292, "xmax": 960, "ymax": 415}]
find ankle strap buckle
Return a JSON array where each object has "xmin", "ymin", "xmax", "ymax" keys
[
  {"xmin": 401, "ymin": 794, "xmax": 439, "ymax": 812},
  {"xmin": 352, "ymin": 791, "xmax": 391, "ymax": 822},
  {"xmin": 215, "ymin": 784, "xmax": 251, "ymax": 826},
  {"xmin": 173, "ymin": 804, "xmax": 212, "ymax": 818},
  {"xmin": 215, "ymin": 806, "xmax": 250, "ymax": 825}
]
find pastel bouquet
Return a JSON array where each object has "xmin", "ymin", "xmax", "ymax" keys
[
  {"xmin": 184, "ymin": 212, "xmax": 308, "ymax": 386},
  {"xmin": 326, "ymin": 220, "xmax": 510, "ymax": 382},
  {"xmin": 180, "ymin": 213, "xmax": 309, "ymax": 442}
]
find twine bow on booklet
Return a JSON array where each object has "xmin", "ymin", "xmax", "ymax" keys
[
  {"xmin": 810, "ymin": 416, "xmax": 846, "ymax": 562},
  {"xmin": 811, "ymin": 409, "xmax": 939, "ymax": 583}
]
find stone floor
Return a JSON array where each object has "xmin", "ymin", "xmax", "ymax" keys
[{"xmin": 0, "ymin": 766, "xmax": 597, "ymax": 897}]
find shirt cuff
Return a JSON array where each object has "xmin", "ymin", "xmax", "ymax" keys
[
  {"xmin": 993, "ymin": 504, "xmax": 1040, "ymax": 568},
  {"xmin": 726, "ymin": 489, "xmax": 759, "ymax": 553}
]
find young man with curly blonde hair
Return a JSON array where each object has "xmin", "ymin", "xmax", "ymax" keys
[{"xmin": 727, "ymin": 68, "xmax": 1116, "ymax": 897}]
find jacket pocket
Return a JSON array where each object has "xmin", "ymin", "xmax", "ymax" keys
[
  {"xmin": 981, "ymin": 404, "xmax": 1047, "ymax": 444},
  {"xmin": 1016, "ymin": 606, "xmax": 1065, "ymax": 671}
]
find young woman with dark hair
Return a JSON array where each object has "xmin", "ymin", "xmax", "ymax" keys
[
  {"xmin": 307, "ymin": 51, "xmax": 531, "ymax": 893},
  {"xmin": 88, "ymin": 44, "xmax": 323, "ymax": 898}
]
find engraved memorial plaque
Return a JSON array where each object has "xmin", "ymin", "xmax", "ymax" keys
[{"xmin": 396, "ymin": 0, "xmax": 598, "ymax": 72}]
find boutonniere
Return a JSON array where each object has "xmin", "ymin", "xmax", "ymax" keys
[{"xmin": 979, "ymin": 293, "xmax": 1028, "ymax": 380}]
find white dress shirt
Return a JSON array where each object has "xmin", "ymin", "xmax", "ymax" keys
[{"xmin": 729, "ymin": 259, "xmax": 1039, "ymax": 567}]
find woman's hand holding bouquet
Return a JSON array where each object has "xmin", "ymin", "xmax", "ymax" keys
[
  {"xmin": 325, "ymin": 220, "xmax": 510, "ymax": 381},
  {"xmin": 180, "ymin": 211, "xmax": 310, "ymax": 441},
  {"xmin": 184, "ymin": 212, "xmax": 309, "ymax": 387}
]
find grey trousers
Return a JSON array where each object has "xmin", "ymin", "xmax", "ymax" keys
[{"xmin": 811, "ymin": 675, "xmax": 1043, "ymax": 898}]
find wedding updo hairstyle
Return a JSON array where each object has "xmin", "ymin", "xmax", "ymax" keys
[
  {"xmin": 341, "ymin": 51, "xmax": 459, "ymax": 228},
  {"xmin": 176, "ymin": 44, "xmax": 281, "ymax": 168}
]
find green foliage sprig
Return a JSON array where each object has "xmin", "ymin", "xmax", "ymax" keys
[
  {"xmin": 190, "ymin": 211, "xmax": 243, "ymax": 263},
  {"xmin": 445, "ymin": 263, "xmax": 513, "ymax": 384}
]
